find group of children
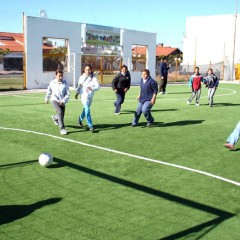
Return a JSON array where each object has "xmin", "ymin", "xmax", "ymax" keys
[
  {"xmin": 45, "ymin": 65, "xmax": 238, "ymax": 151},
  {"xmin": 45, "ymin": 65, "xmax": 99, "ymax": 135},
  {"xmin": 45, "ymin": 65, "xmax": 158, "ymax": 135},
  {"xmin": 183, "ymin": 66, "xmax": 239, "ymax": 150},
  {"xmin": 187, "ymin": 67, "xmax": 219, "ymax": 107}
]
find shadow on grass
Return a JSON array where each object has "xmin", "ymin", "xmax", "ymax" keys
[
  {"xmin": 122, "ymin": 108, "xmax": 178, "ymax": 114},
  {"xmin": 0, "ymin": 158, "xmax": 235, "ymax": 238},
  {"xmin": 0, "ymin": 160, "xmax": 38, "ymax": 169},
  {"xmin": 159, "ymin": 120, "xmax": 205, "ymax": 127},
  {"xmin": 212, "ymin": 103, "xmax": 240, "ymax": 107},
  {"xmin": 0, "ymin": 198, "xmax": 62, "ymax": 225},
  {"xmin": 66, "ymin": 120, "xmax": 204, "ymax": 133},
  {"xmin": 53, "ymin": 157, "xmax": 234, "ymax": 239}
]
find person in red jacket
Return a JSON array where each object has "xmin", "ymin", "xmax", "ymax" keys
[{"xmin": 187, "ymin": 67, "xmax": 204, "ymax": 106}]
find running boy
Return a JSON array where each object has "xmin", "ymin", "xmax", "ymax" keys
[{"xmin": 187, "ymin": 67, "xmax": 204, "ymax": 106}]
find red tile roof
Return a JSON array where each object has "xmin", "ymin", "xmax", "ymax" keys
[
  {"xmin": 0, "ymin": 32, "xmax": 55, "ymax": 53},
  {"xmin": 0, "ymin": 32, "xmax": 24, "ymax": 52},
  {"xmin": 156, "ymin": 46, "xmax": 178, "ymax": 56},
  {"xmin": 132, "ymin": 45, "xmax": 180, "ymax": 56}
]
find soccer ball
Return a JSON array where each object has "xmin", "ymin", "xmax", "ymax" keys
[{"xmin": 39, "ymin": 153, "xmax": 53, "ymax": 167}]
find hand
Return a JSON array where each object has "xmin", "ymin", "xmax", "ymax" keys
[
  {"xmin": 59, "ymin": 101, "xmax": 65, "ymax": 106},
  {"xmin": 75, "ymin": 93, "xmax": 78, "ymax": 99},
  {"xmin": 136, "ymin": 96, "xmax": 140, "ymax": 101},
  {"xmin": 161, "ymin": 76, "xmax": 164, "ymax": 79},
  {"xmin": 150, "ymin": 98, "xmax": 156, "ymax": 105},
  {"xmin": 114, "ymin": 89, "xmax": 118, "ymax": 93},
  {"xmin": 45, "ymin": 100, "xmax": 49, "ymax": 104},
  {"xmin": 124, "ymin": 88, "xmax": 128, "ymax": 92}
]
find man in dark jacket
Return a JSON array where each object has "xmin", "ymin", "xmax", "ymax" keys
[
  {"xmin": 112, "ymin": 65, "xmax": 131, "ymax": 114},
  {"xmin": 131, "ymin": 69, "xmax": 158, "ymax": 127},
  {"xmin": 159, "ymin": 57, "xmax": 170, "ymax": 94}
]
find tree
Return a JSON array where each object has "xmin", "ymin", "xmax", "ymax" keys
[{"xmin": 0, "ymin": 48, "xmax": 10, "ymax": 64}]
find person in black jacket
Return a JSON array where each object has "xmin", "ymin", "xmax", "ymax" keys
[
  {"xmin": 159, "ymin": 57, "xmax": 170, "ymax": 94},
  {"xmin": 112, "ymin": 65, "xmax": 131, "ymax": 115},
  {"xmin": 131, "ymin": 69, "xmax": 158, "ymax": 127}
]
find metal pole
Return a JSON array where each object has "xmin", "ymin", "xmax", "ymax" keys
[
  {"xmin": 194, "ymin": 38, "xmax": 197, "ymax": 70},
  {"xmin": 175, "ymin": 60, "xmax": 178, "ymax": 80},
  {"xmin": 232, "ymin": 0, "xmax": 238, "ymax": 81},
  {"xmin": 22, "ymin": 12, "xmax": 27, "ymax": 89}
]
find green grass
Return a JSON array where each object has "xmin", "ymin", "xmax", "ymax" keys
[
  {"xmin": 0, "ymin": 77, "xmax": 24, "ymax": 90},
  {"xmin": 0, "ymin": 83, "xmax": 240, "ymax": 239}
]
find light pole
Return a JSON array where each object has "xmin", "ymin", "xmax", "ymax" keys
[{"xmin": 174, "ymin": 57, "xmax": 181, "ymax": 80}]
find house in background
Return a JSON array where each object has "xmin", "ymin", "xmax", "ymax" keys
[
  {"xmin": 156, "ymin": 44, "xmax": 182, "ymax": 62},
  {"xmin": 0, "ymin": 32, "xmax": 56, "ymax": 71},
  {"xmin": 132, "ymin": 44, "xmax": 182, "ymax": 62},
  {"xmin": 0, "ymin": 32, "xmax": 23, "ymax": 71}
]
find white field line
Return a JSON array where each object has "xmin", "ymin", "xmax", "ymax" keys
[
  {"xmin": 0, "ymin": 126, "xmax": 239, "ymax": 187},
  {"xmin": 0, "ymin": 87, "xmax": 236, "ymax": 101}
]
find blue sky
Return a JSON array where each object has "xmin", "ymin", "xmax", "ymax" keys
[{"xmin": 0, "ymin": 0, "xmax": 238, "ymax": 49}]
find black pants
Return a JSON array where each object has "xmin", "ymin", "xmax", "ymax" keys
[{"xmin": 159, "ymin": 76, "xmax": 168, "ymax": 93}]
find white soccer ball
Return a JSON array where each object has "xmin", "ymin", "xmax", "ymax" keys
[{"xmin": 39, "ymin": 153, "xmax": 53, "ymax": 167}]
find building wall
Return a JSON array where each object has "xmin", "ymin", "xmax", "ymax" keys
[
  {"xmin": 24, "ymin": 16, "xmax": 81, "ymax": 89},
  {"xmin": 121, "ymin": 29, "xmax": 156, "ymax": 84},
  {"xmin": 25, "ymin": 16, "xmax": 156, "ymax": 89},
  {"xmin": 182, "ymin": 14, "xmax": 240, "ymax": 79}
]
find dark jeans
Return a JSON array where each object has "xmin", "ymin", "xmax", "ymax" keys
[
  {"xmin": 159, "ymin": 76, "xmax": 168, "ymax": 93},
  {"xmin": 114, "ymin": 90, "xmax": 125, "ymax": 113},
  {"xmin": 51, "ymin": 100, "xmax": 65, "ymax": 129},
  {"xmin": 132, "ymin": 101, "xmax": 154, "ymax": 125}
]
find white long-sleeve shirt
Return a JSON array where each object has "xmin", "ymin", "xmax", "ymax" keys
[
  {"xmin": 76, "ymin": 73, "xmax": 100, "ymax": 105},
  {"xmin": 45, "ymin": 79, "xmax": 70, "ymax": 104}
]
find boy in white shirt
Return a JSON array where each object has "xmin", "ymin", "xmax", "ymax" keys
[{"xmin": 45, "ymin": 69, "xmax": 70, "ymax": 135}]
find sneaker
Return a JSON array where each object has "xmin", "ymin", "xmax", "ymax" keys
[
  {"xmin": 52, "ymin": 115, "xmax": 59, "ymax": 126},
  {"xmin": 89, "ymin": 127, "xmax": 94, "ymax": 132},
  {"xmin": 187, "ymin": 101, "xmax": 190, "ymax": 105},
  {"xmin": 146, "ymin": 122, "xmax": 153, "ymax": 127},
  {"xmin": 78, "ymin": 120, "xmax": 83, "ymax": 128},
  {"xmin": 159, "ymin": 92, "xmax": 164, "ymax": 95},
  {"xmin": 131, "ymin": 124, "xmax": 137, "ymax": 127},
  {"xmin": 60, "ymin": 129, "xmax": 68, "ymax": 135},
  {"xmin": 114, "ymin": 112, "xmax": 121, "ymax": 115},
  {"xmin": 195, "ymin": 103, "xmax": 200, "ymax": 106},
  {"xmin": 163, "ymin": 91, "xmax": 167, "ymax": 94},
  {"xmin": 223, "ymin": 143, "xmax": 234, "ymax": 150}
]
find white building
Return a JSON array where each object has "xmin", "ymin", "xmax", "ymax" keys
[
  {"xmin": 24, "ymin": 16, "xmax": 156, "ymax": 89},
  {"xmin": 182, "ymin": 14, "xmax": 240, "ymax": 80}
]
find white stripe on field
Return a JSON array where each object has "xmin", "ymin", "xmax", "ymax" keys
[{"xmin": 0, "ymin": 126, "xmax": 239, "ymax": 187}]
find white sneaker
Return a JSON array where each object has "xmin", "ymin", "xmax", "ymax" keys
[
  {"xmin": 195, "ymin": 103, "xmax": 200, "ymax": 106},
  {"xmin": 187, "ymin": 101, "xmax": 190, "ymax": 105},
  {"xmin": 60, "ymin": 129, "xmax": 68, "ymax": 135},
  {"xmin": 159, "ymin": 92, "xmax": 164, "ymax": 95},
  {"xmin": 52, "ymin": 115, "xmax": 59, "ymax": 126}
]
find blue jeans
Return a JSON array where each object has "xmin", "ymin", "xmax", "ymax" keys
[
  {"xmin": 79, "ymin": 103, "xmax": 93, "ymax": 128},
  {"xmin": 227, "ymin": 121, "xmax": 240, "ymax": 145},
  {"xmin": 114, "ymin": 90, "xmax": 125, "ymax": 113},
  {"xmin": 132, "ymin": 101, "xmax": 154, "ymax": 125}
]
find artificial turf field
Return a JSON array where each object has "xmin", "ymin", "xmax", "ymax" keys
[{"xmin": 0, "ymin": 83, "xmax": 240, "ymax": 240}]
